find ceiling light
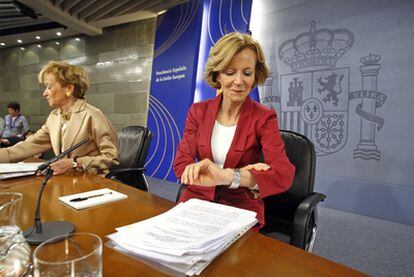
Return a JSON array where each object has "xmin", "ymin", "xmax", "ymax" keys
[
  {"xmin": 75, "ymin": 38, "xmax": 80, "ymax": 41},
  {"xmin": 157, "ymin": 10, "xmax": 167, "ymax": 15},
  {"xmin": 37, "ymin": 44, "xmax": 42, "ymax": 48},
  {"xmin": 55, "ymin": 41, "xmax": 60, "ymax": 45},
  {"xmin": 56, "ymin": 32, "xmax": 62, "ymax": 36},
  {"xmin": 20, "ymin": 47, "xmax": 25, "ymax": 51},
  {"xmin": 35, "ymin": 36, "xmax": 41, "ymax": 40},
  {"xmin": 17, "ymin": 39, "xmax": 23, "ymax": 43},
  {"xmin": 0, "ymin": 42, "xmax": 5, "ymax": 46}
]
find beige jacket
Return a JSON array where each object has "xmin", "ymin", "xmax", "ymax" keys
[{"xmin": 0, "ymin": 99, "xmax": 119, "ymax": 175}]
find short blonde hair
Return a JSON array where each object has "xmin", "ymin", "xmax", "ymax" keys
[
  {"xmin": 38, "ymin": 61, "xmax": 89, "ymax": 98},
  {"xmin": 205, "ymin": 32, "xmax": 269, "ymax": 89}
]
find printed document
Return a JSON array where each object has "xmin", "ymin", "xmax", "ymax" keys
[{"xmin": 107, "ymin": 198, "xmax": 257, "ymax": 276}]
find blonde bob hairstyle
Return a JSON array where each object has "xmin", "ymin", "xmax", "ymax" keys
[
  {"xmin": 204, "ymin": 32, "xmax": 269, "ymax": 89},
  {"xmin": 38, "ymin": 61, "xmax": 89, "ymax": 98}
]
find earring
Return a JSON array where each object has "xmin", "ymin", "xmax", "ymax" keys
[{"xmin": 65, "ymin": 91, "xmax": 71, "ymax": 97}]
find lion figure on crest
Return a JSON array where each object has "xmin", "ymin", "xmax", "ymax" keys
[{"xmin": 317, "ymin": 72, "xmax": 344, "ymax": 106}]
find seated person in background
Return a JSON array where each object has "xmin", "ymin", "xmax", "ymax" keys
[
  {"xmin": 0, "ymin": 61, "xmax": 119, "ymax": 175},
  {"xmin": 174, "ymin": 32, "xmax": 295, "ymax": 229},
  {"xmin": 0, "ymin": 102, "xmax": 30, "ymax": 147},
  {"xmin": 0, "ymin": 116, "xmax": 4, "ymax": 137}
]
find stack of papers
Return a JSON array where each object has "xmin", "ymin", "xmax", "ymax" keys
[
  {"xmin": 107, "ymin": 198, "xmax": 258, "ymax": 276},
  {"xmin": 0, "ymin": 162, "xmax": 43, "ymax": 180}
]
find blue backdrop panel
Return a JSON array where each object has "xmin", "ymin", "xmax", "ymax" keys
[
  {"xmin": 146, "ymin": 1, "xmax": 203, "ymax": 181},
  {"xmin": 194, "ymin": 0, "xmax": 256, "ymax": 102}
]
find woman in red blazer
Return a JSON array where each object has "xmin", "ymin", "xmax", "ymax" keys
[{"xmin": 174, "ymin": 32, "xmax": 295, "ymax": 228}]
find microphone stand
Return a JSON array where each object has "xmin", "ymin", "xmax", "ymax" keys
[
  {"xmin": 23, "ymin": 138, "xmax": 89, "ymax": 245},
  {"xmin": 24, "ymin": 167, "xmax": 75, "ymax": 245}
]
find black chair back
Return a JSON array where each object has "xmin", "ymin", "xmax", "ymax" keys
[
  {"xmin": 118, "ymin": 126, "xmax": 151, "ymax": 169},
  {"xmin": 263, "ymin": 130, "xmax": 316, "ymax": 222},
  {"xmin": 106, "ymin": 126, "xmax": 152, "ymax": 191}
]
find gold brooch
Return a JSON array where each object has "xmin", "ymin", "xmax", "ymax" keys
[{"xmin": 61, "ymin": 113, "xmax": 71, "ymax": 121}]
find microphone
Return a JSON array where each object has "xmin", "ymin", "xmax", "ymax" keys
[
  {"xmin": 37, "ymin": 138, "xmax": 89, "ymax": 172},
  {"xmin": 24, "ymin": 138, "xmax": 89, "ymax": 245}
]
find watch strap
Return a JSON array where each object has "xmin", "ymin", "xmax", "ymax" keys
[{"xmin": 229, "ymin": 168, "xmax": 241, "ymax": 189}]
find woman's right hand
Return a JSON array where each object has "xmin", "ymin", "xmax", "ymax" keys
[
  {"xmin": 181, "ymin": 158, "xmax": 228, "ymax": 187},
  {"xmin": 49, "ymin": 158, "xmax": 74, "ymax": 175}
]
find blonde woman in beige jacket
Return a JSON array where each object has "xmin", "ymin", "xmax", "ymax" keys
[{"xmin": 0, "ymin": 61, "xmax": 119, "ymax": 175}]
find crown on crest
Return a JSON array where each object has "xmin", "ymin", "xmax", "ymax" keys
[
  {"xmin": 278, "ymin": 21, "xmax": 354, "ymax": 72},
  {"xmin": 360, "ymin": 53, "xmax": 381, "ymax": 65}
]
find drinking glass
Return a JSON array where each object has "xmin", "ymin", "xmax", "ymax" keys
[
  {"xmin": 0, "ymin": 192, "xmax": 32, "ymax": 276},
  {"xmin": 33, "ymin": 232, "xmax": 102, "ymax": 277}
]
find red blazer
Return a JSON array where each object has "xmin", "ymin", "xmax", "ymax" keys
[{"xmin": 174, "ymin": 94, "xmax": 295, "ymax": 227}]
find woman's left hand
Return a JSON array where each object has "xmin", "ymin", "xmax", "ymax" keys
[
  {"xmin": 1, "ymin": 138, "xmax": 10, "ymax": 145},
  {"xmin": 181, "ymin": 158, "xmax": 227, "ymax": 187},
  {"xmin": 241, "ymin": 162, "xmax": 270, "ymax": 171},
  {"xmin": 49, "ymin": 158, "xmax": 74, "ymax": 175}
]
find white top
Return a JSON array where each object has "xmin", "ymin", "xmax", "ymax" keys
[{"xmin": 211, "ymin": 120, "xmax": 236, "ymax": 168}]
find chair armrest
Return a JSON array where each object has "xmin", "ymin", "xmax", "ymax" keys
[
  {"xmin": 291, "ymin": 192, "xmax": 326, "ymax": 249},
  {"xmin": 105, "ymin": 167, "xmax": 146, "ymax": 179},
  {"xmin": 176, "ymin": 184, "xmax": 187, "ymax": 202}
]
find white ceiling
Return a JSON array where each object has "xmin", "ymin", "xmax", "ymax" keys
[{"xmin": 0, "ymin": 0, "xmax": 187, "ymax": 47}]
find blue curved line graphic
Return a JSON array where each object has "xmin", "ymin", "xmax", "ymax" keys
[
  {"xmin": 229, "ymin": 0, "xmax": 238, "ymax": 32},
  {"xmin": 151, "ymin": 96, "xmax": 182, "ymax": 142},
  {"xmin": 149, "ymin": 98, "xmax": 175, "ymax": 178},
  {"xmin": 154, "ymin": 5, "xmax": 185, "ymax": 57},
  {"xmin": 155, "ymin": 7, "xmax": 192, "ymax": 57},
  {"xmin": 151, "ymin": 97, "xmax": 183, "ymax": 178},
  {"xmin": 208, "ymin": 0, "xmax": 251, "ymax": 44},
  {"xmin": 218, "ymin": 0, "xmax": 225, "ymax": 36},
  {"xmin": 155, "ymin": 1, "xmax": 200, "ymax": 58},
  {"xmin": 148, "ymin": 100, "xmax": 168, "ymax": 176},
  {"xmin": 207, "ymin": 0, "xmax": 213, "ymax": 44},
  {"xmin": 146, "ymin": 101, "xmax": 163, "ymax": 167},
  {"xmin": 145, "ymin": 106, "xmax": 160, "ymax": 166},
  {"xmin": 240, "ymin": 0, "xmax": 248, "ymax": 24},
  {"xmin": 149, "ymin": 98, "xmax": 176, "ymax": 179},
  {"xmin": 162, "ymin": 1, "xmax": 199, "ymax": 52}
]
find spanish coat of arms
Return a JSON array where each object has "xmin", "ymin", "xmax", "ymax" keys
[{"xmin": 261, "ymin": 21, "xmax": 387, "ymax": 160}]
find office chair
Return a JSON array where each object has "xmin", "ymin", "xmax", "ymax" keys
[
  {"xmin": 175, "ymin": 130, "xmax": 325, "ymax": 252},
  {"xmin": 260, "ymin": 130, "xmax": 325, "ymax": 252},
  {"xmin": 106, "ymin": 126, "xmax": 152, "ymax": 191}
]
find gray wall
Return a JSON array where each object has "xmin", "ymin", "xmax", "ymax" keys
[
  {"xmin": 251, "ymin": 0, "xmax": 414, "ymax": 225},
  {"xmin": 0, "ymin": 19, "xmax": 156, "ymax": 131}
]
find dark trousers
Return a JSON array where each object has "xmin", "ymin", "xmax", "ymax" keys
[{"xmin": 0, "ymin": 136, "xmax": 24, "ymax": 147}]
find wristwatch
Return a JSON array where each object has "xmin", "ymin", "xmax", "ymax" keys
[{"xmin": 229, "ymin": 168, "xmax": 241, "ymax": 189}]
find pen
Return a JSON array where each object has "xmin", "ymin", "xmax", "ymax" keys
[{"xmin": 70, "ymin": 192, "xmax": 113, "ymax": 202}]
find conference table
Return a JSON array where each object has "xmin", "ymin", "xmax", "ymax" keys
[{"xmin": 0, "ymin": 172, "xmax": 367, "ymax": 276}]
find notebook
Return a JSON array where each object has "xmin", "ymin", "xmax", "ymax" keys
[{"xmin": 59, "ymin": 188, "xmax": 128, "ymax": 210}]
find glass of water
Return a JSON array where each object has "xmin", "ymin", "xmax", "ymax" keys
[
  {"xmin": 33, "ymin": 232, "xmax": 102, "ymax": 277},
  {"xmin": 0, "ymin": 192, "xmax": 32, "ymax": 276}
]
